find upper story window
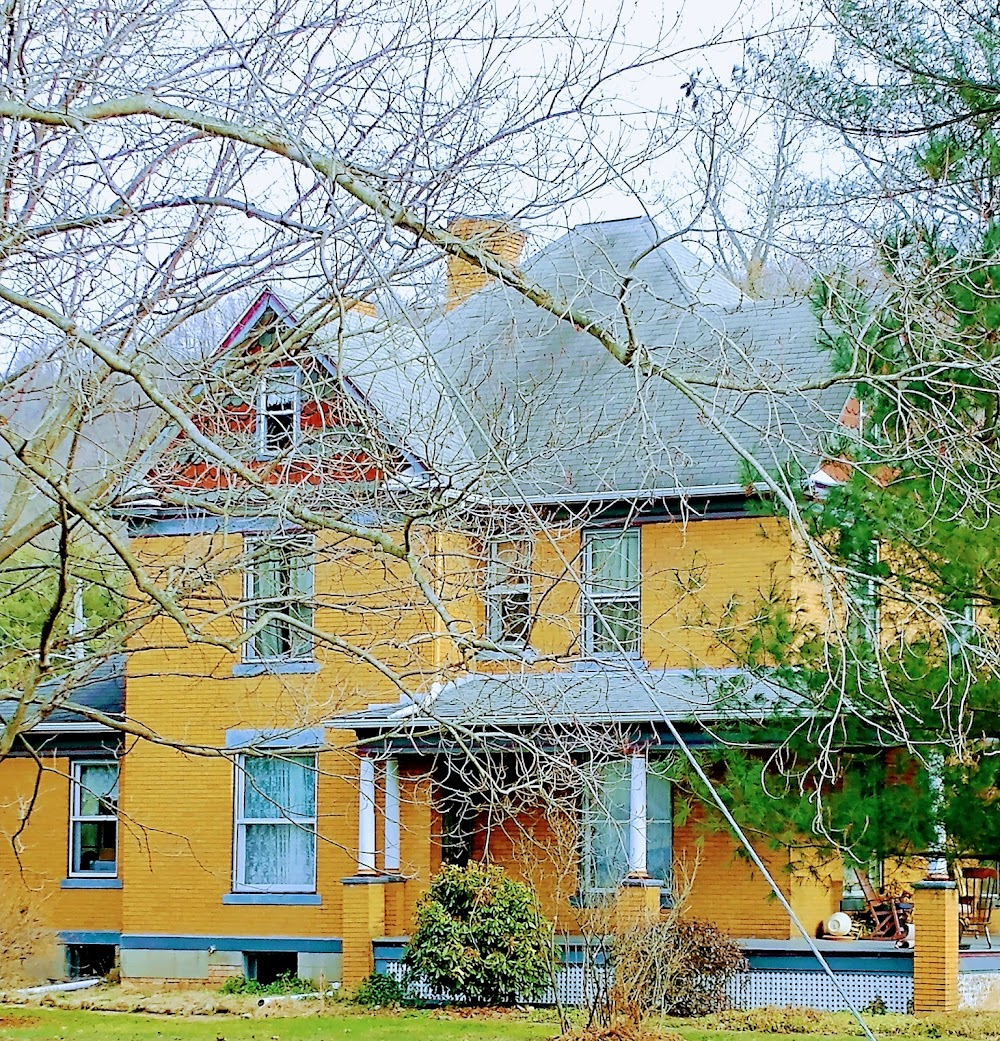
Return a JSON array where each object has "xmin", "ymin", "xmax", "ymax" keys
[
  {"xmin": 582, "ymin": 528, "xmax": 640, "ymax": 656},
  {"xmin": 69, "ymin": 761, "xmax": 119, "ymax": 876},
  {"xmin": 258, "ymin": 369, "xmax": 300, "ymax": 457},
  {"xmin": 244, "ymin": 539, "xmax": 313, "ymax": 663},
  {"xmin": 234, "ymin": 754, "xmax": 317, "ymax": 892},
  {"xmin": 485, "ymin": 539, "xmax": 532, "ymax": 647}
]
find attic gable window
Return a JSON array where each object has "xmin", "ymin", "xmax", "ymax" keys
[{"xmin": 258, "ymin": 369, "xmax": 300, "ymax": 457}]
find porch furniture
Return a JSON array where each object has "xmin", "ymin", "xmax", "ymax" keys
[
  {"xmin": 958, "ymin": 866, "xmax": 997, "ymax": 948},
  {"xmin": 854, "ymin": 869, "xmax": 908, "ymax": 941}
]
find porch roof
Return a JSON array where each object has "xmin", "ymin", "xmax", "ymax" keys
[{"xmin": 327, "ymin": 665, "xmax": 807, "ymax": 737}]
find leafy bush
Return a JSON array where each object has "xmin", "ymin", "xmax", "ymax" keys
[
  {"xmin": 404, "ymin": 862, "xmax": 553, "ymax": 1005},
  {"xmin": 612, "ymin": 917, "xmax": 746, "ymax": 1019},
  {"xmin": 218, "ymin": 972, "xmax": 316, "ymax": 995},
  {"xmin": 354, "ymin": 971, "xmax": 406, "ymax": 1006}
]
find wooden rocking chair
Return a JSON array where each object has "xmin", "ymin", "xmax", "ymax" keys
[
  {"xmin": 959, "ymin": 866, "xmax": 997, "ymax": 948},
  {"xmin": 854, "ymin": 869, "xmax": 908, "ymax": 941}
]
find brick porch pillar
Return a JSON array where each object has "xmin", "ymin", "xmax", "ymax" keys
[
  {"xmin": 615, "ymin": 876, "xmax": 663, "ymax": 927},
  {"xmin": 912, "ymin": 879, "xmax": 959, "ymax": 1014}
]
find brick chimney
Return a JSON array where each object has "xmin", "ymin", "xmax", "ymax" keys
[{"xmin": 445, "ymin": 216, "xmax": 526, "ymax": 311}]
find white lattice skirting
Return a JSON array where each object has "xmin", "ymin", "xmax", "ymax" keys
[
  {"xmin": 728, "ymin": 970, "xmax": 912, "ymax": 1014},
  {"xmin": 960, "ymin": 971, "xmax": 1000, "ymax": 1010},
  {"xmin": 380, "ymin": 951, "xmax": 913, "ymax": 1013}
]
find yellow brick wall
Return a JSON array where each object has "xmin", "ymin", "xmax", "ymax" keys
[
  {"xmin": 0, "ymin": 755, "xmax": 122, "ymax": 934},
  {"xmin": 642, "ymin": 517, "xmax": 791, "ymax": 668},
  {"xmin": 115, "ymin": 512, "xmax": 829, "ymax": 952}
]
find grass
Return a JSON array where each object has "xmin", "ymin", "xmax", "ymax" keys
[
  {"xmin": 5, "ymin": 999, "xmax": 1000, "ymax": 1041},
  {"xmin": 0, "ymin": 1005, "xmax": 557, "ymax": 1041}
]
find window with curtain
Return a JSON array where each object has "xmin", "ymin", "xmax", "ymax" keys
[
  {"xmin": 234, "ymin": 754, "xmax": 317, "ymax": 891},
  {"xmin": 243, "ymin": 538, "xmax": 313, "ymax": 662},
  {"xmin": 69, "ymin": 761, "xmax": 119, "ymax": 876},
  {"xmin": 582, "ymin": 528, "xmax": 640, "ymax": 655},
  {"xmin": 580, "ymin": 759, "xmax": 671, "ymax": 894}
]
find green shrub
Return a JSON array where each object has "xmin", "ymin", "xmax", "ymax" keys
[
  {"xmin": 404, "ymin": 862, "xmax": 553, "ymax": 1005},
  {"xmin": 218, "ymin": 972, "xmax": 316, "ymax": 996},
  {"xmin": 354, "ymin": 971, "xmax": 406, "ymax": 1006}
]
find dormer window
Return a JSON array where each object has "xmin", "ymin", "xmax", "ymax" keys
[{"xmin": 258, "ymin": 369, "xmax": 300, "ymax": 456}]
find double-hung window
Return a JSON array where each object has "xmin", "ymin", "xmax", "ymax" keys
[
  {"xmin": 580, "ymin": 760, "xmax": 671, "ymax": 894},
  {"xmin": 258, "ymin": 369, "xmax": 300, "ymax": 457},
  {"xmin": 244, "ymin": 539, "xmax": 313, "ymax": 663},
  {"xmin": 234, "ymin": 754, "xmax": 317, "ymax": 891},
  {"xmin": 485, "ymin": 540, "xmax": 532, "ymax": 647},
  {"xmin": 582, "ymin": 528, "xmax": 640, "ymax": 655},
  {"xmin": 69, "ymin": 761, "xmax": 119, "ymax": 876}
]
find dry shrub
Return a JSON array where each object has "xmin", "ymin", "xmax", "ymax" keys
[
  {"xmin": 0, "ymin": 888, "xmax": 56, "ymax": 986},
  {"xmin": 610, "ymin": 917, "xmax": 746, "ymax": 1020}
]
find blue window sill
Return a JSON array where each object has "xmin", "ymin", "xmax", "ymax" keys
[
  {"xmin": 223, "ymin": 892, "xmax": 321, "ymax": 905},
  {"xmin": 61, "ymin": 877, "xmax": 122, "ymax": 889},
  {"xmin": 232, "ymin": 661, "xmax": 320, "ymax": 678}
]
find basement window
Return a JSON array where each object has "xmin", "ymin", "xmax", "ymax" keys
[
  {"xmin": 245, "ymin": 950, "xmax": 298, "ymax": 985},
  {"xmin": 67, "ymin": 943, "xmax": 116, "ymax": 979}
]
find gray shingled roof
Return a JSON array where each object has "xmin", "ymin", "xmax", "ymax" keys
[
  {"xmin": 0, "ymin": 654, "xmax": 126, "ymax": 731},
  {"xmin": 327, "ymin": 665, "xmax": 807, "ymax": 733},
  {"xmin": 403, "ymin": 217, "xmax": 847, "ymax": 500}
]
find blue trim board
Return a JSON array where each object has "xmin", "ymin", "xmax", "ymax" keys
[
  {"xmin": 120, "ymin": 935, "xmax": 342, "ymax": 953},
  {"xmin": 222, "ymin": 893, "xmax": 321, "ymax": 905},
  {"xmin": 746, "ymin": 953, "xmax": 912, "ymax": 974},
  {"xmin": 58, "ymin": 931, "xmax": 121, "ymax": 946},
  {"xmin": 60, "ymin": 877, "xmax": 122, "ymax": 889}
]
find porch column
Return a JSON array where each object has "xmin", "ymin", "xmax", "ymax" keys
[
  {"xmin": 926, "ymin": 750, "xmax": 948, "ymax": 879},
  {"xmin": 384, "ymin": 756, "xmax": 401, "ymax": 872},
  {"xmin": 358, "ymin": 754, "xmax": 377, "ymax": 873},
  {"xmin": 628, "ymin": 752, "xmax": 647, "ymax": 877}
]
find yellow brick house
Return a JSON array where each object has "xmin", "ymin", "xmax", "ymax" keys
[{"xmin": 3, "ymin": 217, "xmax": 885, "ymax": 991}]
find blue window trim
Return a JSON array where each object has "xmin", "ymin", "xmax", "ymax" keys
[
  {"xmin": 120, "ymin": 934, "xmax": 341, "ymax": 953},
  {"xmin": 61, "ymin": 877, "xmax": 122, "ymax": 889},
  {"xmin": 222, "ymin": 892, "xmax": 321, "ymax": 906},
  {"xmin": 231, "ymin": 661, "xmax": 320, "ymax": 678},
  {"xmin": 59, "ymin": 930, "xmax": 121, "ymax": 945}
]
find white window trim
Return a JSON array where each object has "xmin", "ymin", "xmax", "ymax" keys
[
  {"xmin": 582, "ymin": 527, "xmax": 641, "ymax": 657},
  {"xmin": 68, "ymin": 759, "xmax": 119, "ymax": 879},
  {"xmin": 242, "ymin": 537, "xmax": 315, "ymax": 665},
  {"xmin": 485, "ymin": 539, "xmax": 532, "ymax": 647},
  {"xmin": 232, "ymin": 754, "xmax": 318, "ymax": 893},
  {"xmin": 256, "ymin": 367, "xmax": 301, "ymax": 459}
]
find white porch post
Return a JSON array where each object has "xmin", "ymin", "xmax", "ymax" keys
[
  {"xmin": 384, "ymin": 756, "xmax": 401, "ymax": 873},
  {"xmin": 926, "ymin": 749, "xmax": 948, "ymax": 879},
  {"xmin": 358, "ymin": 755, "xmax": 377, "ymax": 873},
  {"xmin": 628, "ymin": 751, "xmax": 647, "ymax": 876}
]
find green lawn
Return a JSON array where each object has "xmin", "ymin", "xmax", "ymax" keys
[
  {"xmin": 0, "ymin": 1006, "xmax": 555, "ymax": 1041},
  {"xmin": 4, "ymin": 1004, "xmax": 1000, "ymax": 1041}
]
